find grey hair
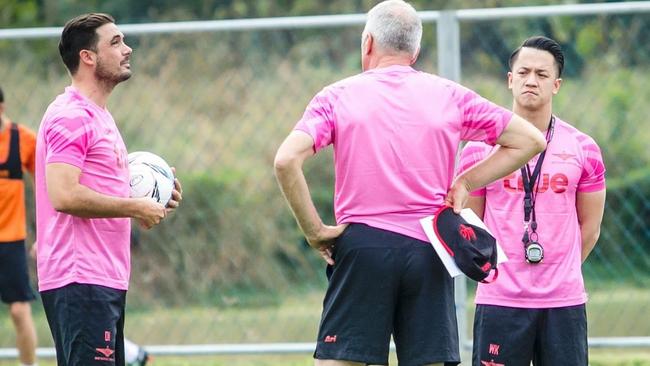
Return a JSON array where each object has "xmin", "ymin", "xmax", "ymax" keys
[{"xmin": 364, "ymin": 0, "xmax": 422, "ymax": 56}]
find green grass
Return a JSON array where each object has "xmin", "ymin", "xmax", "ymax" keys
[
  {"xmin": 0, "ymin": 355, "xmax": 317, "ymax": 366},
  {"xmin": 1, "ymin": 288, "xmax": 649, "ymax": 365},
  {"xmin": 1, "ymin": 351, "xmax": 649, "ymax": 366}
]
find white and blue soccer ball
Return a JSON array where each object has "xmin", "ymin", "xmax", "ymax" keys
[{"xmin": 128, "ymin": 151, "xmax": 175, "ymax": 205}]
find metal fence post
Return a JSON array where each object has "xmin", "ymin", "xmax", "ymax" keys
[{"xmin": 437, "ymin": 10, "xmax": 470, "ymax": 358}]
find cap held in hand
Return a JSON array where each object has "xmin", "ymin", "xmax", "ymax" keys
[{"xmin": 432, "ymin": 206, "xmax": 498, "ymax": 283}]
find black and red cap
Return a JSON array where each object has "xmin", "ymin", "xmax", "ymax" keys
[{"xmin": 432, "ymin": 206, "xmax": 498, "ymax": 283}]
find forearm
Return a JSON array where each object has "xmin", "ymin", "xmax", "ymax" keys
[
  {"xmin": 51, "ymin": 183, "xmax": 141, "ymax": 219},
  {"xmin": 274, "ymin": 161, "xmax": 323, "ymax": 240},
  {"xmin": 459, "ymin": 114, "xmax": 547, "ymax": 192},
  {"xmin": 458, "ymin": 144, "xmax": 538, "ymax": 192},
  {"xmin": 581, "ymin": 226, "xmax": 600, "ymax": 262},
  {"xmin": 576, "ymin": 190, "xmax": 606, "ymax": 263}
]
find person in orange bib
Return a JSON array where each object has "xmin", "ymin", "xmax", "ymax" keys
[{"xmin": 0, "ymin": 85, "xmax": 38, "ymax": 366}]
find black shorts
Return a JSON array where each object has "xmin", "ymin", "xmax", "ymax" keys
[
  {"xmin": 472, "ymin": 304, "xmax": 588, "ymax": 366},
  {"xmin": 315, "ymin": 223, "xmax": 460, "ymax": 366},
  {"xmin": 0, "ymin": 240, "xmax": 36, "ymax": 304},
  {"xmin": 41, "ymin": 283, "xmax": 127, "ymax": 366}
]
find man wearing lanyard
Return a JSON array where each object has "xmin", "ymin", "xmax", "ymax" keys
[{"xmin": 458, "ymin": 36, "xmax": 606, "ymax": 365}]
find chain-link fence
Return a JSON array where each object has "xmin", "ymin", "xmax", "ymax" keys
[{"xmin": 0, "ymin": 1, "xmax": 649, "ymax": 359}]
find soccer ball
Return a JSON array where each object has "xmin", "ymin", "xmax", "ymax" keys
[{"xmin": 128, "ymin": 151, "xmax": 175, "ymax": 205}]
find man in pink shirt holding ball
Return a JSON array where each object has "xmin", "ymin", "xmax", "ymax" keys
[{"xmin": 35, "ymin": 13, "xmax": 182, "ymax": 366}]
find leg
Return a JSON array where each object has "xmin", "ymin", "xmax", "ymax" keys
[
  {"xmin": 115, "ymin": 301, "xmax": 126, "ymax": 366},
  {"xmin": 533, "ymin": 305, "xmax": 588, "ymax": 366},
  {"xmin": 314, "ymin": 224, "xmax": 398, "ymax": 366},
  {"xmin": 9, "ymin": 301, "xmax": 37, "ymax": 365},
  {"xmin": 472, "ymin": 305, "xmax": 538, "ymax": 366},
  {"xmin": 41, "ymin": 288, "xmax": 69, "ymax": 366},
  {"xmin": 0, "ymin": 241, "xmax": 37, "ymax": 365},
  {"xmin": 41, "ymin": 283, "xmax": 127, "ymax": 366},
  {"xmin": 393, "ymin": 241, "xmax": 459, "ymax": 366}
]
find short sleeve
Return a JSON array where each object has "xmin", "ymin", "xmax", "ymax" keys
[
  {"xmin": 44, "ymin": 111, "xmax": 95, "ymax": 169},
  {"xmin": 578, "ymin": 137, "xmax": 606, "ymax": 193},
  {"xmin": 457, "ymin": 142, "xmax": 490, "ymax": 196},
  {"xmin": 455, "ymin": 85, "xmax": 513, "ymax": 146},
  {"xmin": 293, "ymin": 87, "xmax": 337, "ymax": 153}
]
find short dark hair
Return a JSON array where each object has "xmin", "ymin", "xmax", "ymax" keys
[
  {"xmin": 0, "ymin": 86, "xmax": 4, "ymax": 103},
  {"xmin": 509, "ymin": 36, "xmax": 564, "ymax": 78},
  {"xmin": 59, "ymin": 13, "xmax": 115, "ymax": 75}
]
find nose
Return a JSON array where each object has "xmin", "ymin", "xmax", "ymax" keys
[
  {"xmin": 123, "ymin": 43, "xmax": 133, "ymax": 55},
  {"xmin": 524, "ymin": 73, "xmax": 538, "ymax": 86}
]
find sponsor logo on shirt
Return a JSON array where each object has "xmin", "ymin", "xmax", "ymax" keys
[
  {"xmin": 503, "ymin": 172, "xmax": 568, "ymax": 194},
  {"xmin": 552, "ymin": 151, "xmax": 576, "ymax": 161},
  {"xmin": 551, "ymin": 151, "xmax": 581, "ymax": 167}
]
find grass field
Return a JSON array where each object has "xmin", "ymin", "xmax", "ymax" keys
[
  {"xmin": 1, "ymin": 351, "xmax": 649, "ymax": 365},
  {"xmin": 1, "ymin": 288, "xmax": 649, "ymax": 365}
]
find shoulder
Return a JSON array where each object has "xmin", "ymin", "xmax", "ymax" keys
[
  {"xmin": 44, "ymin": 101, "xmax": 95, "ymax": 130},
  {"xmin": 323, "ymin": 73, "xmax": 365, "ymax": 94},
  {"xmin": 307, "ymin": 73, "xmax": 371, "ymax": 111},
  {"xmin": 555, "ymin": 117, "xmax": 601, "ymax": 151},
  {"xmin": 41, "ymin": 103, "xmax": 99, "ymax": 147}
]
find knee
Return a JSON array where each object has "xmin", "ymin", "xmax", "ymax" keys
[{"xmin": 9, "ymin": 302, "xmax": 32, "ymax": 324}]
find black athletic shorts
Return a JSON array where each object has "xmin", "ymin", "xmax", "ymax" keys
[
  {"xmin": 0, "ymin": 240, "xmax": 36, "ymax": 304},
  {"xmin": 472, "ymin": 304, "xmax": 588, "ymax": 366},
  {"xmin": 41, "ymin": 283, "xmax": 127, "ymax": 366},
  {"xmin": 314, "ymin": 223, "xmax": 460, "ymax": 366}
]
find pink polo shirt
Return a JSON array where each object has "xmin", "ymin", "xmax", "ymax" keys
[
  {"xmin": 294, "ymin": 65, "xmax": 513, "ymax": 242},
  {"xmin": 35, "ymin": 86, "xmax": 131, "ymax": 292},
  {"xmin": 459, "ymin": 117, "xmax": 606, "ymax": 308}
]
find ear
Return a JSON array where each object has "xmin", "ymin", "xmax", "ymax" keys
[
  {"xmin": 0, "ymin": 102, "xmax": 4, "ymax": 116},
  {"xmin": 552, "ymin": 78, "xmax": 562, "ymax": 95},
  {"xmin": 79, "ymin": 49, "xmax": 96, "ymax": 68},
  {"xmin": 410, "ymin": 47, "xmax": 421, "ymax": 65},
  {"xmin": 507, "ymin": 71, "xmax": 513, "ymax": 90},
  {"xmin": 363, "ymin": 33, "xmax": 373, "ymax": 56}
]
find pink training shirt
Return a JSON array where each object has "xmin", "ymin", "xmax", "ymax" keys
[
  {"xmin": 294, "ymin": 65, "xmax": 513, "ymax": 242},
  {"xmin": 35, "ymin": 86, "xmax": 131, "ymax": 292},
  {"xmin": 458, "ymin": 117, "xmax": 606, "ymax": 308}
]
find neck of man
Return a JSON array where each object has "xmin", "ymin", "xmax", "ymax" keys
[
  {"xmin": 368, "ymin": 53, "xmax": 413, "ymax": 71},
  {"xmin": 513, "ymin": 102, "xmax": 554, "ymax": 132},
  {"xmin": 71, "ymin": 74, "xmax": 114, "ymax": 109}
]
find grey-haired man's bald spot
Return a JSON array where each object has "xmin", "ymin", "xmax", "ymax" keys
[{"xmin": 364, "ymin": 0, "xmax": 422, "ymax": 57}]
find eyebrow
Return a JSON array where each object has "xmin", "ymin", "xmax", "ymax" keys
[
  {"xmin": 109, "ymin": 34, "xmax": 125, "ymax": 43},
  {"xmin": 518, "ymin": 66, "xmax": 551, "ymax": 73}
]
